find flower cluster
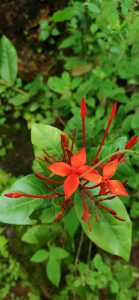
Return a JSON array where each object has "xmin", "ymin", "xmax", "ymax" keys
[{"xmin": 5, "ymin": 98, "xmax": 138, "ymax": 230}]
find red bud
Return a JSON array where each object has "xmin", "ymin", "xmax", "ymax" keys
[
  {"xmin": 125, "ymin": 135, "xmax": 138, "ymax": 149},
  {"xmin": 80, "ymin": 96, "xmax": 86, "ymax": 118},
  {"xmin": 82, "ymin": 208, "xmax": 89, "ymax": 222},
  {"xmin": 4, "ymin": 192, "xmax": 23, "ymax": 198},
  {"xmin": 110, "ymin": 102, "xmax": 117, "ymax": 121},
  {"xmin": 4, "ymin": 192, "xmax": 58, "ymax": 199}
]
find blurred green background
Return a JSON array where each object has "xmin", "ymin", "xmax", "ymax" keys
[{"xmin": 0, "ymin": 0, "xmax": 139, "ymax": 299}]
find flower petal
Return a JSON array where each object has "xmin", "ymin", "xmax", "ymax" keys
[
  {"xmin": 78, "ymin": 166, "xmax": 102, "ymax": 184},
  {"xmin": 71, "ymin": 148, "xmax": 86, "ymax": 168},
  {"xmin": 48, "ymin": 162, "xmax": 72, "ymax": 176},
  {"xmin": 107, "ymin": 180, "xmax": 128, "ymax": 196},
  {"xmin": 64, "ymin": 173, "xmax": 79, "ymax": 198},
  {"xmin": 103, "ymin": 159, "xmax": 118, "ymax": 179}
]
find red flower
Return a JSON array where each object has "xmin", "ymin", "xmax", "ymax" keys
[
  {"xmin": 48, "ymin": 148, "xmax": 98, "ymax": 199},
  {"xmin": 86, "ymin": 159, "xmax": 128, "ymax": 196}
]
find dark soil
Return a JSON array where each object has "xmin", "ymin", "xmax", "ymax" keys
[{"xmin": 0, "ymin": 0, "xmax": 68, "ymax": 176}]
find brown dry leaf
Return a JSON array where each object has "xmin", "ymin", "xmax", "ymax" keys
[{"xmin": 70, "ymin": 63, "xmax": 92, "ymax": 76}]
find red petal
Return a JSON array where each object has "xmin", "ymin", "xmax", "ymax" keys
[
  {"xmin": 107, "ymin": 180, "xmax": 128, "ymax": 196},
  {"xmin": 71, "ymin": 148, "xmax": 86, "ymax": 168},
  {"xmin": 103, "ymin": 159, "xmax": 118, "ymax": 179},
  {"xmin": 79, "ymin": 166, "xmax": 102, "ymax": 183},
  {"xmin": 84, "ymin": 173, "xmax": 102, "ymax": 184},
  {"xmin": 64, "ymin": 173, "xmax": 79, "ymax": 198},
  {"xmin": 48, "ymin": 162, "xmax": 72, "ymax": 176}
]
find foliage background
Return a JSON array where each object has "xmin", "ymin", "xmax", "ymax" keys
[{"xmin": 0, "ymin": 0, "xmax": 139, "ymax": 299}]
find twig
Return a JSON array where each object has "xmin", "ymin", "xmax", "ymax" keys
[
  {"xmin": 74, "ymin": 229, "xmax": 84, "ymax": 268},
  {"xmin": 87, "ymin": 240, "xmax": 92, "ymax": 262}
]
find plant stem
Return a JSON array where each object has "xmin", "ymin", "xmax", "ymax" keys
[
  {"xmin": 87, "ymin": 240, "xmax": 92, "ymax": 262},
  {"xmin": 74, "ymin": 229, "xmax": 84, "ymax": 268},
  {"xmin": 0, "ymin": 78, "xmax": 29, "ymax": 97}
]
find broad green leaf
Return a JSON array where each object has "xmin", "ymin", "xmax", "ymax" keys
[
  {"xmin": 74, "ymin": 190, "xmax": 131, "ymax": 261},
  {"xmin": 31, "ymin": 249, "xmax": 49, "ymax": 263},
  {"xmin": 46, "ymin": 257, "xmax": 61, "ymax": 287},
  {"xmin": 50, "ymin": 246, "xmax": 69, "ymax": 259},
  {"xmin": 31, "ymin": 123, "xmax": 77, "ymax": 172},
  {"xmin": 50, "ymin": 7, "xmax": 79, "ymax": 22},
  {"xmin": 0, "ymin": 174, "xmax": 53, "ymax": 225},
  {"xmin": 31, "ymin": 123, "xmax": 63, "ymax": 160},
  {"xmin": 0, "ymin": 35, "xmax": 18, "ymax": 85}
]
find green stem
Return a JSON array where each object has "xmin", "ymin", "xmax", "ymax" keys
[
  {"xmin": 74, "ymin": 229, "xmax": 84, "ymax": 268},
  {"xmin": 0, "ymin": 78, "xmax": 29, "ymax": 97},
  {"xmin": 80, "ymin": 149, "xmax": 139, "ymax": 178}
]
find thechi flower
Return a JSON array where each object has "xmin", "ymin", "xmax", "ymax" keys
[{"xmin": 48, "ymin": 148, "xmax": 97, "ymax": 199}]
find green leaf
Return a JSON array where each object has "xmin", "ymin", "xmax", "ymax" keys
[
  {"xmin": 50, "ymin": 246, "xmax": 69, "ymax": 259},
  {"xmin": 0, "ymin": 85, "xmax": 6, "ymax": 93},
  {"xmin": 48, "ymin": 75, "xmax": 70, "ymax": 94},
  {"xmin": 46, "ymin": 257, "xmax": 61, "ymax": 287},
  {"xmin": 64, "ymin": 209, "xmax": 79, "ymax": 237},
  {"xmin": 22, "ymin": 225, "xmax": 50, "ymax": 244},
  {"xmin": 50, "ymin": 7, "xmax": 79, "ymax": 22},
  {"xmin": 40, "ymin": 205, "xmax": 61, "ymax": 224},
  {"xmin": 31, "ymin": 124, "xmax": 63, "ymax": 165},
  {"xmin": 93, "ymin": 254, "xmax": 104, "ymax": 271},
  {"xmin": 59, "ymin": 36, "xmax": 77, "ymax": 49},
  {"xmin": 22, "ymin": 223, "xmax": 63, "ymax": 245},
  {"xmin": 0, "ymin": 35, "xmax": 18, "ymax": 85},
  {"xmin": 9, "ymin": 94, "xmax": 30, "ymax": 106},
  {"xmin": 31, "ymin": 249, "xmax": 49, "ymax": 263},
  {"xmin": 0, "ymin": 174, "xmax": 51, "ymax": 225},
  {"xmin": 74, "ymin": 190, "xmax": 131, "ymax": 261},
  {"xmin": 130, "ymin": 202, "xmax": 139, "ymax": 219},
  {"xmin": 131, "ymin": 112, "xmax": 139, "ymax": 130},
  {"xmin": 87, "ymin": 3, "xmax": 100, "ymax": 14}
]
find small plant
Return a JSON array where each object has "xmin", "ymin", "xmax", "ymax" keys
[{"xmin": 1, "ymin": 98, "xmax": 138, "ymax": 262}]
